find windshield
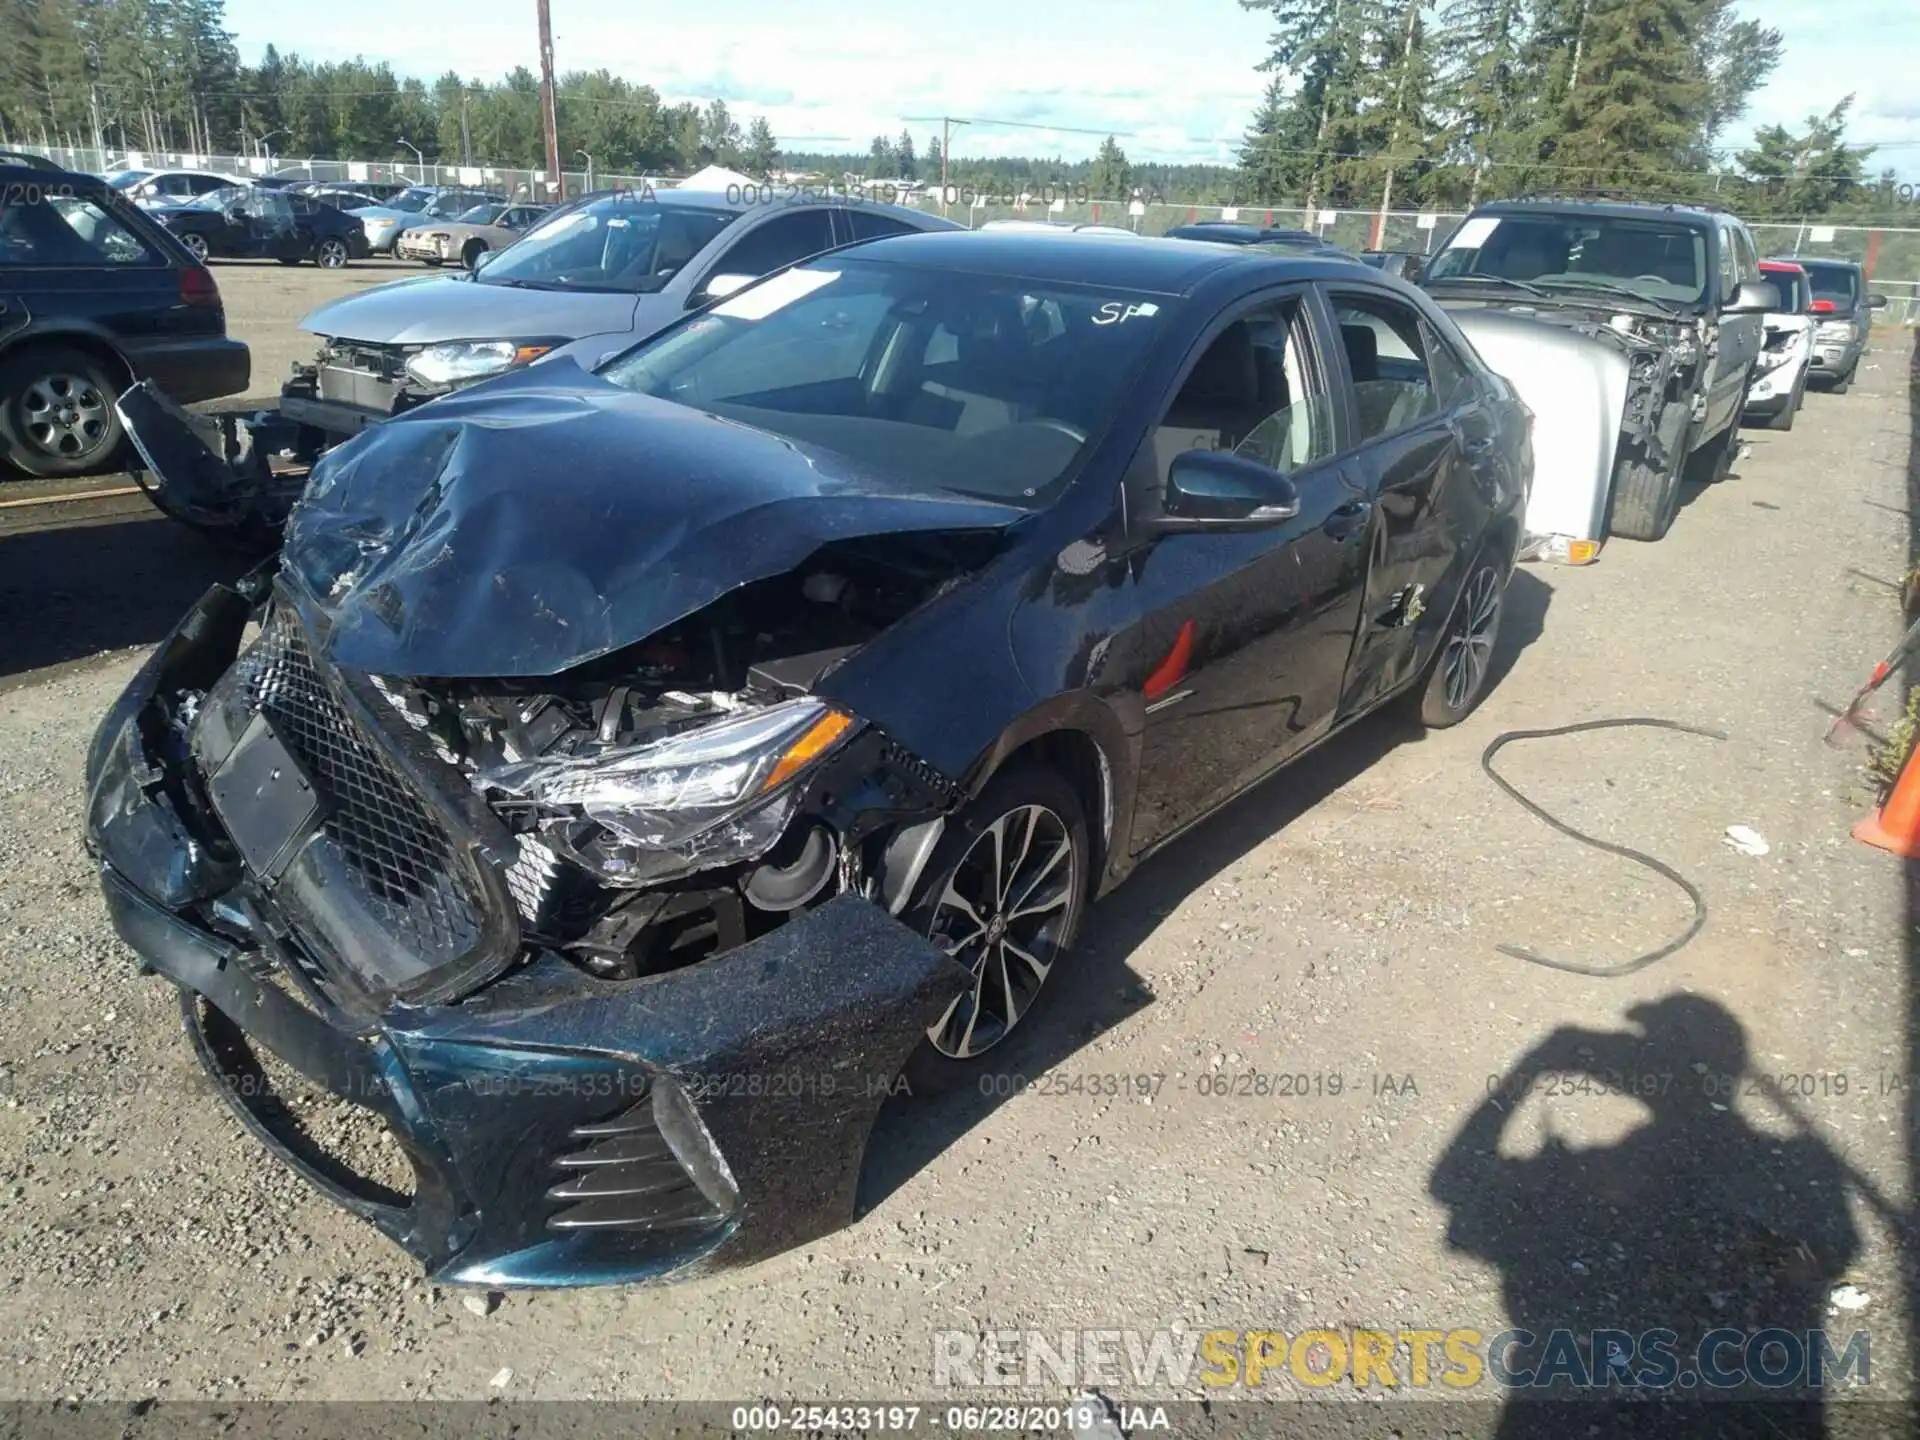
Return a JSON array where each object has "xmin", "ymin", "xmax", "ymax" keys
[
  {"xmin": 1761, "ymin": 269, "xmax": 1809, "ymax": 313},
  {"xmin": 1799, "ymin": 261, "xmax": 1859, "ymax": 307},
  {"xmin": 455, "ymin": 204, "xmax": 506, "ymax": 225},
  {"xmin": 602, "ymin": 258, "xmax": 1169, "ymax": 508},
  {"xmin": 385, "ymin": 189, "xmax": 433, "ymax": 213},
  {"xmin": 106, "ymin": 171, "xmax": 152, "ymax": 190},
  {"xmin": 1427, "ymin": 214, "xmax": 1706, "ymax": 305},
  {"xmin": 479, "ymin": 196, "xmax": 736, "ymax": 293}
]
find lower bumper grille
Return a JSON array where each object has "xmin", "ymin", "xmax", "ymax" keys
[
  {"xmin": 547, "ymin": 1089, "xmax": 730, "ymax": 1233},
  {"xmin": 224, "ymin": 605, "xmax": 486, "ymax": 962}
]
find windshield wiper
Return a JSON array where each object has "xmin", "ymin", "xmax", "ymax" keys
[
  {"xmin": 1424, "ymin": 274, "xmax": 1555, "ymax": 300},
  {"xmin": 1530, "ymin": 277, "xmax": 1680, "ymax": 313}
]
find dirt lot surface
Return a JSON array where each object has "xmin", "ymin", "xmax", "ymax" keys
[{"xmin": 1, "ymin": 262, "xmax": 1917, "ymax": 1424}]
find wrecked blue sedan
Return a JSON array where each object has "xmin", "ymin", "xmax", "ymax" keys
[{"xmin": 90, "ymin": 231, "xmax": 1527, "ymax": 1286}]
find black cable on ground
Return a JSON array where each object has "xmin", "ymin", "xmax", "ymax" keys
[{"xmin": 1480, "ymin": 717, "xmax": 1730, "ymax": 977}]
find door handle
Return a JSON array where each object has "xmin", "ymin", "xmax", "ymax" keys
[{"xmin": 1323, "ymin": 499, "xmax": 1372, "ymax": 540}]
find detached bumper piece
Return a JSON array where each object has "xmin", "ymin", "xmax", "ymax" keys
[
  {"xmin": 86, "ymin": 584, "xmax": 970, "ymax": 1288},
  {"xmin": 116, "ymin": 380, "xmax": 316, "ymax": 548}
]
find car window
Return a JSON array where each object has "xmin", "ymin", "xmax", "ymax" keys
[
  {"xmin": 1732, "ymin": 226, "xmax": 1760, "ymax": 285},
  {"xmin": 1151, "ymin": 295, "xmax": 1334, "ymax": 486},
  {"xmin": 1429, "ymin": 214, "xmax": 1708, "ymax": 305},
  {"xmin": 0, "ymin": 191, "xmax": 160, "ymax": 266},
  {"xmin": 479, "ymin": 198, "xmax": 736, "ymax": 293},
  {"xmin": 1421, "ymin": 321, "xmax": 1476, "ymax": 409},
  {"xmin": 1331, "ymin": 292, "xmax": 1442, "ymax": 442},
  {"xmin": 708, "ymin": 210, "xmax": 836, "ymax": 289},
  {"xmin": 189, "ymin": 174, "xmax": 231, "ymax": 196},
  {"xmin": 1800, "ymin": 261, "xmax": 1859, "ymax": 307},
  {"xmin": 1715, "ymin": 225, "xmax": 1737, "ymax": 303},
  {"xmin": 847, "ymin": 210, "xmax": 920, "ymax": 242},
  {"xmin": 604, "ymin": 258, "xmax": 1172, "ymax": 508}
]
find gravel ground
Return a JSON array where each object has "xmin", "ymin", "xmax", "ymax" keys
[{"xmin": 0, "ymin": 297, "xmax": 1914, "ymax": 1419}]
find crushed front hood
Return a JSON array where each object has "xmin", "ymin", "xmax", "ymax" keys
[{"xmin": 282, "ymin": 360, "xmax": 1024, "ymax": 678}]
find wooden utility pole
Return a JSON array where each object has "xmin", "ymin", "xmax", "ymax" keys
[{"xmin": 536, "ymin": 0, "xmax": 562, "ymax": 195}]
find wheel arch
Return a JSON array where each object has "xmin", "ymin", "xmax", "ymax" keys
[{"xmin": 0, "ymin": 327, "xmax": 136, "ymax": 395}]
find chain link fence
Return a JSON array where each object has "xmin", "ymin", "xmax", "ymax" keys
[{"xmin": 27, "ymin": 143, "xmax": 1920, "ymax": 324}]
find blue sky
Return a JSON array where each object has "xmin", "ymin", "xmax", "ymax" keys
[{"xmin": 221, "ymin": 0, "xmax": 1919, "ymax": 179}]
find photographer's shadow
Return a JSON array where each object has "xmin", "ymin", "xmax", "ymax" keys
[{"xmin": 1431, "ymin": 995, "xmax": 1863, "ymax": 1438}]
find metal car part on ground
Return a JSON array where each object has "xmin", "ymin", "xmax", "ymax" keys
[
  {"xmin": 95, "ymin": 234, "xmax": 1528, "ymax": 1284},
  {"xmin": 1423, "ymin": 198, "xmax": 1773, "ymax": 552}
]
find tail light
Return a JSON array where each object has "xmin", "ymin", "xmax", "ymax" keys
[
  {"xmin": 1810, "ymin": 299, "xmax": 1837, "ymax": 314},
  {"xmin": 180, "ymin": 265, "xmax": 222, "ymax": 309}
]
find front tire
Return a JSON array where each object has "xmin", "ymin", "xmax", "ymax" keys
[
  {"xmin": 1607, "ymin": 444, "xmax": 1684, "ymax": 542},
  {"xmin": 0, "ymin": 345, "xmax": 125, "ymax": 478},
  {"xmin": 422, "ymin": 256, "xmax": 443, "ymax": 267},
  {"xmin": 179, "ymin": 231, "xmax": 210, "ymax": 263},
  {"xmin": 462, "ymin": 240, "xmax": 489, "ymax": 270},
  {"xmin": 1766, "ymin": 393, "xmax": 1796, "ymax": 431},
  {"xmin": 1412, "ymin": 556, "xmax": 1507, "ymax": 728},
  {"xmin": 900, "ymin": 764, "xmax": 1090, "ymax": 1094},
  {"xmin": 1830, "ymin": 364, "xmax": 1853, "ymax": 396}
]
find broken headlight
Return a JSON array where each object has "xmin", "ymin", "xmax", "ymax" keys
[{"xmin": 481, "ymin": 698, "xmax": 859, "ymax": 886}]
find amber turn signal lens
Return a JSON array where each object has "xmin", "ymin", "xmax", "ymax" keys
[
  {"xmin": 761, "ymin": 710, "xmax": 855, "ymax": 794},
  {"xmin": 512, "ymin": 345, "xmax": 553, "ymax": 365}
]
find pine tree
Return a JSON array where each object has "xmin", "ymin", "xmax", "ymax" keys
[
  {"xmin": 1549, "ymin": 0, "xmax": 1712, "ymax": 190},
  {"xmin": 743, "ymin": 115, "xmax": 778, "ymax": 176},
  {"xmin": 1434, "ymin": 0, "xmax": 1529, "ymax": 202},
  {"xmin": 1088, "ymin": 134, "xmax": 1132, "ymax": 199},
  {"xmin": 895, "ymin": 129, "xmax": 915, "ymax": 180}
]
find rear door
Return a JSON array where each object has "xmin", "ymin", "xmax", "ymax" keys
[{"xmin": 1324, "ymin": 285, "xmax": 1497, "ymax": 715}]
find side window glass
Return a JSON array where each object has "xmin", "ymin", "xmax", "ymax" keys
[
  {"xmin": 847, "ymin": 210, "xmax": 918, "ymax": 242},
  {"xmin": 712, "ymin": 210, "xmax": 836, "ymax": 283},
  {"xmin": 0, "ymin": 194, "xmax": 158, "ymax": 265},
  {"xmin": 1734, "ymin": 227, "xmax": 1760, "ymax": 285},
  {"xmin": 1332, "ymin": 293, "xmax": 1441, "ymax": 442},
  {"xmin": 1421, "ymin": 322, "xmax": 1476, "ymax": 409},
  {"xmin": 190, "ymin": 175, "xmax": 227, "ymax": 196},
  {"xmin": 1716, "ymin": 226, "xmax": 1737, "ymax": 302},
  {"xmin": 1150, "ymin": 296, "xmax": 1334, "ymax": 490}
]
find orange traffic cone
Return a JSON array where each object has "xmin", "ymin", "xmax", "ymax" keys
[{"xmin": 1855, "ymin": 740, "xmax": 1920, "ymax": 857}]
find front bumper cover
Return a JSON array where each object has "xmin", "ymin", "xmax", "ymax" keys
[{"xmin": 85, "ymin": 584, "xmax": 971, "ymax": 1288}]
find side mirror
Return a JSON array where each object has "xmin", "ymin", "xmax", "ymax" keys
[
  {"xmin": 696, "ymin": 272, "xmax": 755, "ymax": 305},
  {"xmin": 1869, "ymin": 293, "xmax": 1889, "ymax": 310},
  {"xmin": 1728, "ymin": 280, "xmax": 1780, "ymax": 314},
  {"xmin": 1145, "ymin": 451, "xmax": 1301, "ymax": 535}
]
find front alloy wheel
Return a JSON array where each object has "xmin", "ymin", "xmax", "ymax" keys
[
  {"xmin": 180, "ymin": 231, "xmax": 210, "ymax": 262},
  {"xmin": 904, "ymin": 765, "xmax": 1089, "ymax": 1091}
]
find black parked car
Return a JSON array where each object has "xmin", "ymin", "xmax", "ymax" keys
[
  {"xmin": 90, "ymin": 232, "xmax": 1528, "ymax": 1285},
  {"xmin": 0, "ymin": 152, "xmax": 248, "ymax": 476},
  {"xmin": 150, "ymin": 185, "xmax": 370, "ymax": 268}
]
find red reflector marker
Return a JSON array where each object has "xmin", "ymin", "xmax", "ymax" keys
[{"xmin": 1144, "ymin": 619, "xmax": 1197, "ymax": 702}]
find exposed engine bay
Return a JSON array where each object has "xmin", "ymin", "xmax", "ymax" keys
[{"xmin": 357, "ymin": 546, "xmax": 968, "ymax": 982}]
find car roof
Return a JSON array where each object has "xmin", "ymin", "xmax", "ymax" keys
[
  {"xmin": 1165, "ymin": 222, "xmax": 1323, "ymax": 244},
  {"xmin": 1769, "ymin": 254, "xmax": 1859, "ymax": 271},
  {"xmin": 831, "ymin": 227, "xmax": 1362, "ymax": 296},
  {"xmin": 1759, "ymin": 260, "xmax": 1807, "ymax": 273},
  {"xmin": 1469, "ymin": 197, "xmax": 1725, "ymax": 228}
]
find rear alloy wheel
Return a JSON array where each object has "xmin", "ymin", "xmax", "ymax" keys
[
  {"xmin": 0, "ymin": 346, "xmax": 125, "ymax": 477},
  {"xmin": 902, "ymin": 765, "xmax": 1089, "ymax": 1093},
  {"xmin": 315, "ymin": 236, "xmax": 350, "ymax": 269},
  {"xmin": 1412, "ymin": 557, "xmax": 1507, "ymax": 729},
  {"xmin": 179, "ymin": 231, "xmax": 210, "ymax": 263}
]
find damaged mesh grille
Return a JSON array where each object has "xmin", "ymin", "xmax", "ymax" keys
[{"xmin": 229, "ymin": 605, "xmax": 484, "ymax": 961}]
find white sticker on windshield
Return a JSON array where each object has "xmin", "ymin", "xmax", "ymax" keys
[
  {"xmin": 713, "ymin": 267, "xmax": 842, "ymax": 321},
  {"xmin": 1090, "ymin": 300, "xmax": 1160, "ymax": 326},
  {"xmin": 1447, "ymin": 216, "xmax": 1501, "ymax": 250}
]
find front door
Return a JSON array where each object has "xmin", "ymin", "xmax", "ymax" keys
[{"xmin": 1122, "ymin": 289, "xmax": 1372, "ymax": 852}]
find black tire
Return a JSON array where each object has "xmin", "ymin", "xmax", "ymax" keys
[
  {"xmin": 275, "ymin": 256, "xmax": 302, "ymax": 266},
  {"xmin": 179, "ymin": 231, "xmax": 210, "ymax": 263},
  {"xmin": 1766, "ymin": 394, "xmax": 1796, "ymax": 431},
  {"xmin": 315, "ymin": 236, "xmax": 350, "ymax": 269},
  {"xmin": 1830, "ymin": 366, "xmax": 1852, "ymax": 396},
  {"xmin": 1410, "ymin": 553, "xmax": 1508, "ymax": 729},
  {"xmin": 1607, "ymin": 444, "xmax": 1684, "ymax": 542},
  {"xmin": 0, "ymin": 344, "xmax": 126, "ymax": 478},
  {"xmin": 1685, "ymin": 419, "xmax": 1738, "ymax": 485},
  {"xmin": 899, "ymin": 763, "xmax": 1091, "ymax": 1095},
  {"xmin": 462, "ymin": 240, "xmax": 488, "ymax": 270},
  {"xmin": 422, "ymin": 256, "xmax": 443, "ymax": 267}
]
